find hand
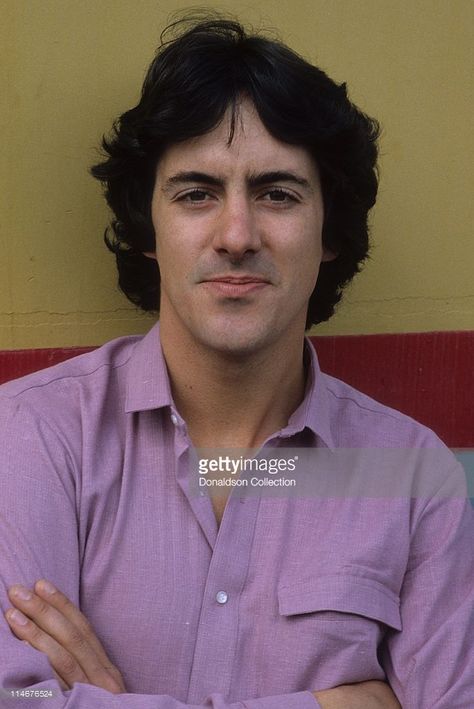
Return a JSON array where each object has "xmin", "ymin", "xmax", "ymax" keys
[
  {"xmin": 5, "ymin": 580, "xmax": 126, "ymax": 694},
  {"xmin": 314, "ymin": 680, "xmax": 401, "ymax": 708}
]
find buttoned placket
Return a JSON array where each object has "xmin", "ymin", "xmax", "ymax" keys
[{"xmin": 170, "ymin": 409, "xmax": 264, "ymax": 703}]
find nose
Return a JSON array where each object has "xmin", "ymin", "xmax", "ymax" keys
[{"xmin": 211, "ymin": 198, "xmax": 262, "ymax": 260}]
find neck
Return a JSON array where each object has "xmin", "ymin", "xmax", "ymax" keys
[{"xmin": 160, "ymin": 324, "xmax": 306, "ymax": 450}]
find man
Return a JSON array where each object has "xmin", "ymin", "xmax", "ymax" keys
[{"xmin": 1, "ymin": 16, "xmax": 473, "ymax": 709}]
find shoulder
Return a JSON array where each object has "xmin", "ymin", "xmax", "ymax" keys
[
  {"xmin": 0, "ymin": 334, "xmax": 141, "ymax": 425},
  {"xmin": 321, "ymin": 371, "xmax": 447, "ymax": 449},
  {"xmin": 319, "ymin": 373, "xmax": 467, "ymax": 502}
]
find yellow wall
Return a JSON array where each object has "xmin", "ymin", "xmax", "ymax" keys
[{"xmin": 1, "ymin": 0, "xmax": 473, "ymax": 348}]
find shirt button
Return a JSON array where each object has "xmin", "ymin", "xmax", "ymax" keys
[
  {"xmin": 170, "ymin": 413, "xmax": 179, "ymax": 426},
  {"xmin": 215, "ymin": 590, "xmax": 228, "ymax": 605}
]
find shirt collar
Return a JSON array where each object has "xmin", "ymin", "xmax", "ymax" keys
[
  {"xmin": 125, "ymin": 323, "xmax": 335, "ymax": 449},
  {"xmin": 125, "ymin": 321, "xmax": 173, "ymax": 413},
  {"xmin": 282, "ymin": 337, "xmax": 336, "ymax": 450}
]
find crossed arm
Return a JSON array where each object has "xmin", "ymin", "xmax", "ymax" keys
[
  {"xmin": 4, "ymin": 580, "xmax": 400, "ymax": 708},
  {"xmin": 2, "ymin": 401, "xmax": 473, "ymax": 707}
]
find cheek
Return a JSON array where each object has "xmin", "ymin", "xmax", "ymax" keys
[
  {"xmin": 151, "ymin": 201, "xmax": 179, "ymax": 260},
  {"xmin": 299, "ymin": 260, "xmax": 322, "ymax": 299},
  {"xmin": 287, "ymin": 231, "xmax": 323, "ymax": 287},
  {"xmin": 152, "ymin": 216, "xmax": 175, "ymax": 264},
  {"xmin": 156, "ymin": 238, "xmax": 197, "ymax": 293}
]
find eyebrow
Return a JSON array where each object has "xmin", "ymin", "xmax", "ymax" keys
[{"xmin": 162, "ymin": 170, "xmax": 313, "ymax": 192}]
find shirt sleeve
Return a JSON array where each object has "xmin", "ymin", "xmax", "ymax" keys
[
  {"xmin": 381, "ymin": 461, "xmax": 474, "ymax": 707},
  {"xmin": 0, "ymin": 396, "xmax": 319, "ymax": 709},
  {"xmin": 1, "ymin": 685, "xmax": 319, "ymax": 709}
]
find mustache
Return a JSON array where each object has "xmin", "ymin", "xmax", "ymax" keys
[{"xmin": 195, "ymin": 259, "xmax": 278, "ymax": 284}]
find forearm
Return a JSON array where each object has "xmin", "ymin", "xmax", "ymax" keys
[
  {"xmin": 2, "ymin": 677, "xmax": 405, "ymax": 709},
  {"xmin": 313, "ymin": 681, "xmax": 401, "ymax": 708},
  {"xmin": 3, "ymin": 583, "xmax": 399, "ymax": 709},
  {"xmin": 2, "ymin": 679, "xmax": 407, "ymax": 709},
  {"xmin": 0, "ymin": 679, "xmax": 317, "ymax": 709}
]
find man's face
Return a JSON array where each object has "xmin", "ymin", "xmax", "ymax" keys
[{"xmin": 149, "ymin": 99, "xmax": 332, "ymax": 357}]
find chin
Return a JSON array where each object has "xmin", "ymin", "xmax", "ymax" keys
[{"xmin": 196, "ymin": 325, "xmax": 274, "ymax": 357}]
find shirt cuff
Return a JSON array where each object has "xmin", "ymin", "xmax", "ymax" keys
[{"xmin": 242, "ymin": 690, "xmax": 320, "ymax": 708}]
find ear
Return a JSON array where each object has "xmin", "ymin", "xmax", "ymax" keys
[
  {"xmin": 321, "ymin": 247, "xmax": 338, "ymax": 262},
  {"xmin": 143, "ymin": 251, "xmax": 157, "ymax": 260}
]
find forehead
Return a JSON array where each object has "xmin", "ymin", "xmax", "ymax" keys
[{"xmin": 156, "ymin": 100, "xmax": 319, "ymax": 181}]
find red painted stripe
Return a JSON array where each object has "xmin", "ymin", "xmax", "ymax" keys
[
  {"xmin": 0, "ymin": 346, "xmax": 95, "ymax": 382},
  {"xmin": 0, "ymin": 331, "xmax": 472, "ymax": 447}
]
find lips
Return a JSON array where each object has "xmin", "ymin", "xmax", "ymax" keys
[
  {"xmin": 201, "ymin": 275, "xmax": 270, "ymax": 297},
  {"xmin": 206, "ymin": 276, "xmax": 269, "ymax": 284}
]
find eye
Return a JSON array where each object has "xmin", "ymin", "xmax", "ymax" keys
[
  {"xmin": 176, "ymin": 189, "xmax": 213, "ymax": 203},
  {"xmin": 261, "ymin": 188, "xmax": 298, "ymax": 204}
]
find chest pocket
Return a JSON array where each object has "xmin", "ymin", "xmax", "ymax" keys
[{"xmin": 278, "ymin": 574, "xmax": 402, "ymax": 631}]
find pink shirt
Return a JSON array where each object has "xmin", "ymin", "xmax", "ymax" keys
[{"xmin": 0, "ymin": 323, "xmax": 473, "ymax": 708}]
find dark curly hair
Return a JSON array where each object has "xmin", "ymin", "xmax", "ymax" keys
[{"xmin": 91, "ymin": 13, "xmax": 380, "ymax": 328}]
